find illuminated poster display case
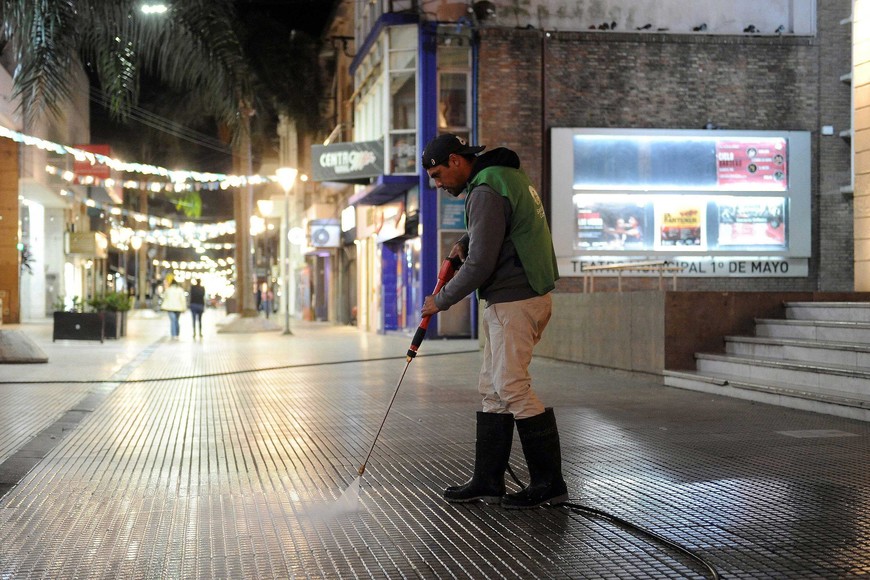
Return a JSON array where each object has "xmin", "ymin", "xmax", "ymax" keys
[{"xmin": 550, "ymin": 129, "xmax": 811, "ymax": 278}]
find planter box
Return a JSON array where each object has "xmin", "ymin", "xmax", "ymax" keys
[
  {"xmin": 52, "ymin": 312, "xmax": 105, "ymax": 342},
  {"xmin": 102, "ymin": 311, "xmax": 125, "ymax": 339}
]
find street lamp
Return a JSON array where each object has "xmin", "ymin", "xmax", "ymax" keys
[
  {"xmin": 130, "ymin": 235, "xmax": 143, "ymax": 307},
  {"xmin": 256, "ymin": 199, "xmax": 274, "ymax": 217},
  {"xmin": 276, "ymin": 167, "xmax": 298, "ymax": 335},
  {"xmin": 140, "ymin": 4, "xmax": 168, "ymax": 14}
]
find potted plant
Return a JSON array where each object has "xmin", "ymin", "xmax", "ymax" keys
[
  {"xmin": 87, "ymin": 291, "xmax": 131, "ymax": 339},
  {"xmin": 105, "ymin": 291, "xmax": 132, "ymax": 337},
  {"xmin": 52, "ymin": 296, "xmax": 105, "ymax": 342}
]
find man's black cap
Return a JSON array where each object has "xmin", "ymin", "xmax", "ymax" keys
[{"xmin": 421, "ymin": 134, "xmax": 485, "ymax": 168}]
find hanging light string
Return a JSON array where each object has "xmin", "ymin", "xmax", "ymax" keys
[
  {"xmin": 53, "ymin": 168, "xmax": 236, "ymax": 236},
  {"xmin": 115, "ymin": 223, "xmax": 237, "ymax": 251},
  {"xmin": 0, "ymin": 125, "xmax": 274, "ymax": 187},
  {"xmin": 103, "ymin": 210, "xmax": 237, "ymax": 251},
  {"xmin": 45, "ymin": 164, "xmax": 224, "ymax": 192},
  {"xmin": 8, "ymin": 125, "xmax": 289, "ymax": 255}
]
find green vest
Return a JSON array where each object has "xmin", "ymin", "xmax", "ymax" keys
[{"xmin": 468, "ymin": 166, "xmax": 559, "ymax": 295}]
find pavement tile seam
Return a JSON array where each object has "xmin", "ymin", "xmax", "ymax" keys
[{"xmin": 0, "ymin": 318, "xmax": 868, "ymax": 578}]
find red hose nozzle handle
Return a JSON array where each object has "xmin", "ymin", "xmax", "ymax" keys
[
  {"xmin": 439, "ymin": 255, "xmax": 463, "ymax": 285},
  {"xmin": 406, "ymin": 256, "xmax": 462, "ymax": 359}
]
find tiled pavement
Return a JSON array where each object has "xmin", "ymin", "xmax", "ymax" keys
[{"xmin": 0, "ymin": 309, "xmax": 868, "ymax": 578}]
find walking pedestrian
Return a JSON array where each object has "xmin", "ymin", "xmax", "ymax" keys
[
  {"xmin": 161, "ymin": 279, "xmax": 187, "ymax": 340},
  {"xmin": 189, "ymin": 279, "xmax": 206, "ymax": 338},
  {"xmin": 420, "ymin": 134, "xmax": 567, "ymax": 509},
  {"xmin": 263, "ymin": 288, "xmax": 274, "ymax": 319}
]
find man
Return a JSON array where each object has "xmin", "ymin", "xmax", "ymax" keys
[{"xmin": 420, "ymin": 134, "xmax": 568, "ymax": 509}]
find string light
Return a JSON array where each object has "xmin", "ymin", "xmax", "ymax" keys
[
  {"xmin": 7, "ymin": 125, "xmax": 295, "ymax": 299},
  {"xmin": 2, "ymin": 125, "xmax": 284, "ymax": 186},
  {"xmin": 46, "ymin": 164, "xmax": 225, "ymax": 192}
]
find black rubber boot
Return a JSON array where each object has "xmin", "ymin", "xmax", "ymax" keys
[
  {"xmin": 444, "ymin": 412, "xmax": 514, "ymax": 503},
  {"xmin": 501, "ymin": 408, "xmax": 568, "ymax": 509}
]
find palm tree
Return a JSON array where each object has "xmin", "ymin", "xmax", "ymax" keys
[
  {"xmin": 0, "ymin": 0, "xmax": 266, "ymax": 315},
  {"xmin": 1, "ymin": 0, "xmax": 250, "ymax": 132},
  {"xmin": 239, "ymin": 10, "xmax": 324, "ymax": 136}
]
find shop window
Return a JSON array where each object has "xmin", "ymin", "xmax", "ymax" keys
[
  {"xmin": 387, "ymin": 25, "xmax": 417, "ymax": 174},
  {"xmin": 438, "ymin": 72, "xmax": 468, "ymax": 129},
  {"xmin": 437, "ymin": 41, "xmax": 471, "ymax": 135},
  {"xmin": 391, "ymin": 134, "xmax": 416, "ymax": 174},
  {"xmin": 390, "ymin": 71, "xmax": 416, "ymax": 131}
]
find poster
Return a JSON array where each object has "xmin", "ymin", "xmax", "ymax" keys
[
  {"xmin": 440, "ymin": 193, "xmax": 466, "ymax": 230},
  {"xmin": 656, "ymin": 201, "xmax": 706, "ymax": 250},
  {"xmin": 716, "ymin": 139, "xmax": 788, "ymax": 190},
  {"xmin": 574, "ymin": 198, "xmax": 651, "ymax": 251},
  {"xmin": 716, "ymin": 197, "xmax": 786, "ymax": 247}
]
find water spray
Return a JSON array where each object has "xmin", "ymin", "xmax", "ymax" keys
[{"xmin": 357, "ymin": 256, "xmax": 462, "ymax": 477}]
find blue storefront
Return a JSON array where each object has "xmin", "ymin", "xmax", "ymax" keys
[{"xmin": 311, "ymin": 13, "xmax": 476, "ymax": 338}]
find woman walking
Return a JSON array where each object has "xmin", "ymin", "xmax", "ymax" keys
[
  {"xmin": 189, "ymin": 279, "xmax": 206, "ymax": 338},
  {"xmin": 162, "ymin": 279, "xmax": 187, "ymax": 340}
]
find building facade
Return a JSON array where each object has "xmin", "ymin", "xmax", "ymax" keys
[
  {"xmin": 308, "ymin": 0, "xmax": 855, "ymax": 338},
  {"xmin": 477, "ymin": 1, "xmax": 851, "ymax": 294},
  {"xmin": 0, "ymin": 46, "xmax": 110, "ymax": 325}
]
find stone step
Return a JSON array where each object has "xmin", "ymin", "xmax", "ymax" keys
[
  {"xmin": 755, "ymin": 318, "xmax": 870, "ymax": 344},
  {"xmin": 725, "ymin": 336, "xmax": 870, "ymax": 369},
  {"xmin": 694, "ymin": 352, "xmax": 870, "ymax": 401},
  {"xmin": 666, "ymin": 301, "xmax": 870, "ymax": 421},
  {"xmin": 785, "ymin": 301, "xmax": 870, "ymax": 323},
  {"xmin": 663, "ymin": 369, "xmax": 870, "ymax": 421}
]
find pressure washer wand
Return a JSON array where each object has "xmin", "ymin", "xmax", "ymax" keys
[{"xmin": 358, "ymin": 256, "xmax": 462, "ymax": 476}]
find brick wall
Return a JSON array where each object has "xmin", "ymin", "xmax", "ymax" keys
[
  {"xmin": 477, "ymin": 31, "xmax": 544, "ymax": 190},
  {"xmin": 817, "ymin": 1, "xmax": 854, "ymax": 290},
  {"xmin": 475, "ymin": 0, "xmax": 855, "ymax": 292}
]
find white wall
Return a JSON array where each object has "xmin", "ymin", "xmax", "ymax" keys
[
  {"xmin": 855, "ymin": 0, "xmax": 870, "ymax": 290},
  {"xmin": 446, "ymin": 0, "xmax": 816, "ymax": 36},
  {"xmin": 44, "ymin": 208, "xmax": 66, "ymax": 315},
  {"xmin": 19, "ymin": 201, "xmax": 46, "ymax": 320}
]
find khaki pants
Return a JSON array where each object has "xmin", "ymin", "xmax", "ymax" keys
[{"xmin": 478, "ymin": 293, "xmax": 551, "ymax": 419}]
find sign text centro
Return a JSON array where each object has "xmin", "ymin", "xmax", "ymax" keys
[
  {"xmin": 311, "ymin": 140, "xmax": 385, "ymax": 182},
  {"xmin": 319, "ymin": 150, "xmax": 376, "ymax": 175}
]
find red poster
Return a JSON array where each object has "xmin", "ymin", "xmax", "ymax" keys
[
  {"xmin": 716, "ymin": 139, "xmax": 787, "ymax": 191},
  {"xmin": 574, "ymin": 199, "xmax": 650, "ymax": 251},
  {"xmin": 73, "ymin": 144, "xmax": 112, "ymax": 179}
]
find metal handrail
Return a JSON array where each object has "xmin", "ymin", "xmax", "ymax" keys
[{"xmin": 579, "ymin": 260, "xmax": 683, "ymax": 293}]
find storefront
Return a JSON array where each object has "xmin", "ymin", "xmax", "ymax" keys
[
  {"xmin": 311, "ymin": 138, "xmax": 421, "ymax": 333},
  {"xmin": 347, "ymin": 187, "xmax": 419, "ymax": 333},
  {"xmin": 301, "ymin": 219, "xmax": 341, "ymax": 322},
  {"xmin": 312, "ymin": 17, "xmax": 478, "ymax": 338}
]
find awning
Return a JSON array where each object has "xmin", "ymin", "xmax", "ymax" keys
[
  {"xmin": 89, "ymin": 184, "xmax": 123, "ymax": 205},
  {"xmin": 348, "ymin": 175, "xmax": 418, "ymax": 206},
  {"xmin": 19, "ymin": 178, "xmax": 72, "ymax": 209}
]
